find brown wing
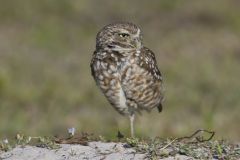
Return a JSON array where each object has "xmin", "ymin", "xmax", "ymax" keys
[
  {"xmin": 141, "ymin": 47, "xmax": 164, "ymax": 112},
  {"xmin": 139, "ymin": 47, "xmax": 163, "ymax": 81},
  {"xmin": 121, "ymin": 47, "xmax": 164, "ymax": 112}
]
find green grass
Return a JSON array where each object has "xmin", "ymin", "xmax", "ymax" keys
[
  {"xmin": 1, "ymin": 132, "xmax": 239, "ymax": 159},
  {"xmin": 125, "ymin": 138, "xmax": 240, "ymax": 159},
  {"xmin": 0, "ymin": 0, "xmax": 240, "ymax": 140}
]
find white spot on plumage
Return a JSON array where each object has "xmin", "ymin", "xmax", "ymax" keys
[
  {"xmin": 113, "ymin": 72, "xmax": 118, "ymax": 77},
  {"xmin": 96, "ymin": 61, "xmax": 100, "ymax": 68},
  {"xmin": 109, "ymin": 65, "xmax": 116, "ymax": 71},
  {"xmin": 101, "ymin": 62, "xmax": 107, "ymax": 69},
  {"xmin": 125, "ymin": 68, "xmax": 131, "ymax": 78},
  {"xmin": 103, "ymin": 70, "xmax": 110, "ymax": 77},
  {"xmin": 130, "ymin": 58, "xmax": 134, "ymax": 63},
  {"xmin": 98, "ymin": 75, "xmax": 104, "ymax": 80},
  {"xmin": 108, "ymin": 69, "xmax": 112, "ymax": 74}
]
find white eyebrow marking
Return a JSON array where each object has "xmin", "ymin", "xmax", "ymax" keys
[{"xmin": 120, "ymin": 29, "xmax": 129, "ymax": 34}]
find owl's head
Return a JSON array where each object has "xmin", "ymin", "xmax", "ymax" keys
[{"xmin": 96, "ymin": 22, "xmax": 143, "ymax": 51}]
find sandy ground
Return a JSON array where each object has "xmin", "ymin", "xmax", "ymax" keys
[{"xmin": 0, "ymin": 142, "xmax": 192, "ymax": 160}]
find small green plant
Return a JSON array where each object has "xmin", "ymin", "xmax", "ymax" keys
[
  {"xmin": 0, "ymin": 133, "xmax": 60, "ymax": 152},
  {"xmin": 216, "ymin": 141, "xmax": 223, "ymax": 156},
  {"xmin": 15, "ymin": 133, "xmax": 59, "ymax": 149},
  {"xmin": 0, "ymin": 139, "xmax": 12, "ymax": 151},
  {"xmin": 98, "ymin": 135, "xmax": 106, "ymax": 142},
  {"xmin": 123, "ymin": 135, "xmax": 240, "ymax": 159},
  {"xmin": 126, "ymin": 137, "xmax": 139, "ymax": 147},
  {"xmin": 36, "ymin": 136, "xmax": 60, "ymax": 149},
  {"xmin": 125, "ymin": 137, "xmax": 159, "ymax": 159}
]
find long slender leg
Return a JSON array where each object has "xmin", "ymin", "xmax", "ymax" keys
[{"xmin": 129, "ymin": 114, "xmax": 135, "ymax": 137}]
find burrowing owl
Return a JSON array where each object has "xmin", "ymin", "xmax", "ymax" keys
[{"xmin": 91, "ymin": 22, "xmax": 164, "ymax": 137}]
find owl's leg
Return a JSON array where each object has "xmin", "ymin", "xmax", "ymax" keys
[{"xmin": 129, "ymin": 114, "xmax": 135, "ymax": 137}]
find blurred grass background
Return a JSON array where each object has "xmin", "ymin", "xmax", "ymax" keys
[{"xmin": 0, "ymin": 0, "xmax": 240, "ymax": 140}]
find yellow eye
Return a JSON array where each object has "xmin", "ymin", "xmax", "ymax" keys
[{"xmin": 118, "ymin": 33, "xmax": 129, "ymax": 38}]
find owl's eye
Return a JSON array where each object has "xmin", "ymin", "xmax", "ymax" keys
[{"xmin": 118, "ymin": 33, "xmax": 130, "ymax": 38}]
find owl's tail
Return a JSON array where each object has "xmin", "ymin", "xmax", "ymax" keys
[{"xmin": 157, "ymin": 103, "xmax": 162, "ymax": 112}]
